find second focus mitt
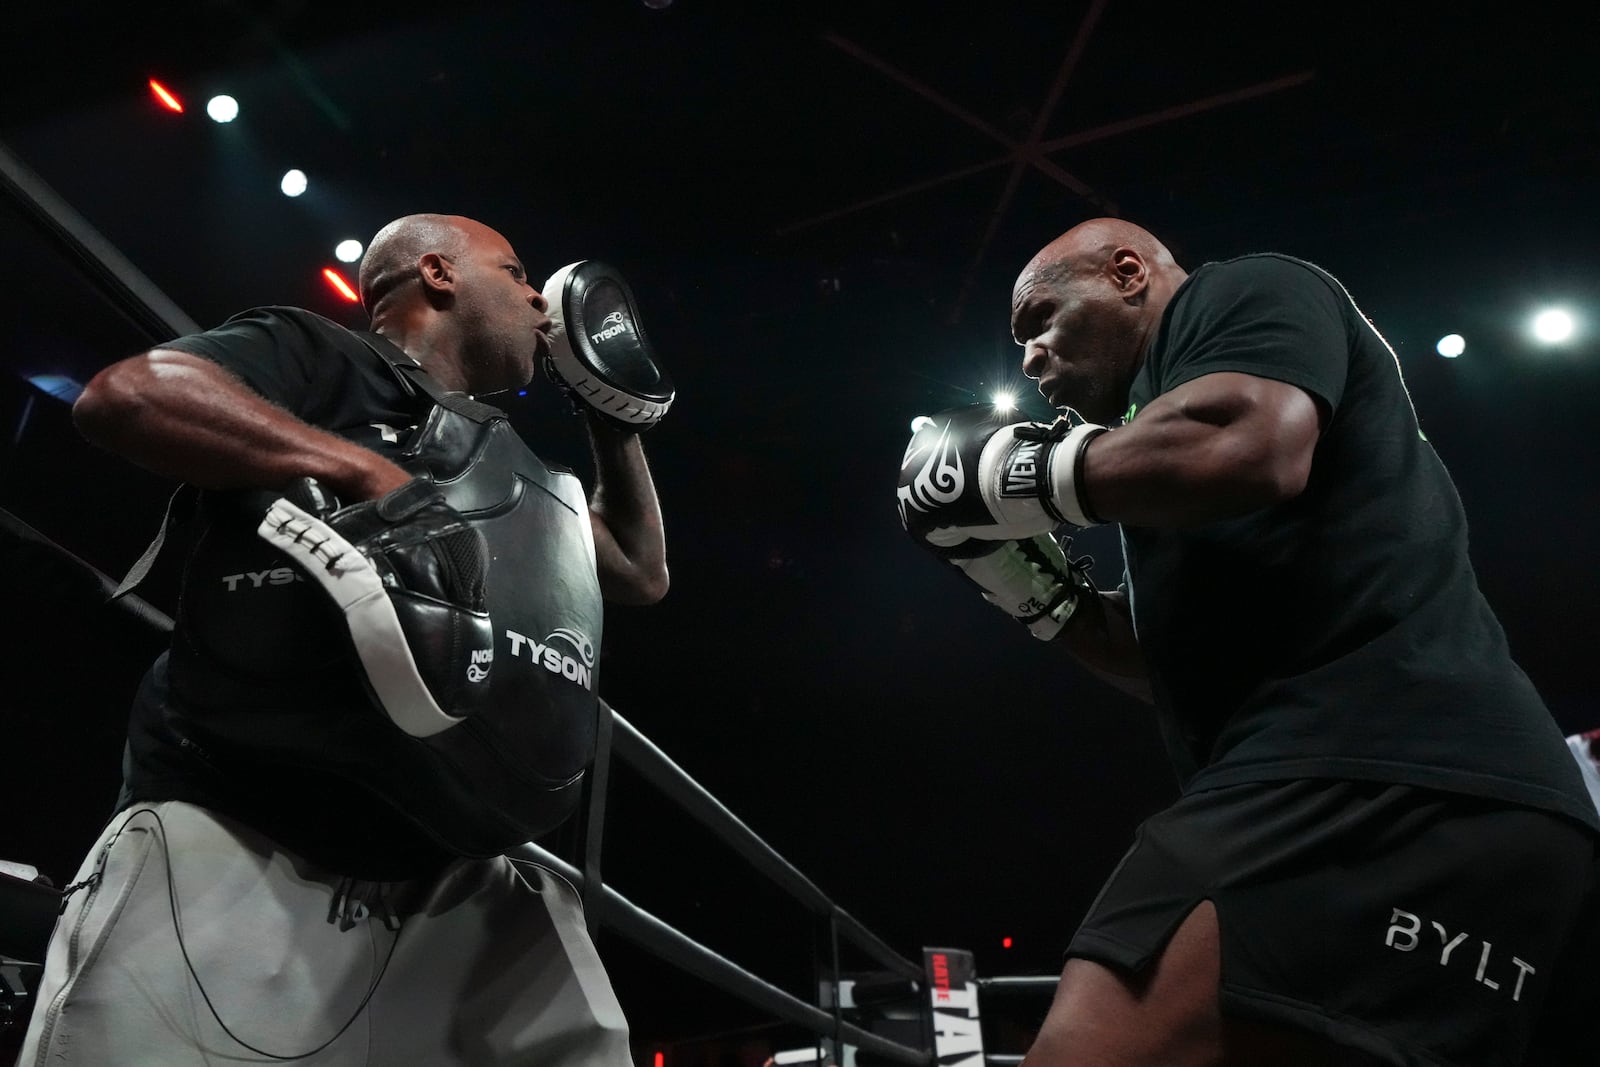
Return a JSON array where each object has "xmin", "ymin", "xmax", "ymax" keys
[
  {"xmin": 542, "ymin": 260, "xmax": 674, "ymax": 430},
  {"xmin": 258, "ymin": 477, "xmax": 495, "ymax": 738}
]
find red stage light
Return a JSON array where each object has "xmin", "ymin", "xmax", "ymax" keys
[
  {"xmin": 1002, "ymin": 936, "xmax": 1013, "ymax": 949},
  {"xmin": 322, "ymin": 268, "xmax": 359, "ymax": 303},
  {"xmin": 148, "ymin": 79, "xmax": 183, "ymax": 113},
  {"xmin": 653, "ymin": 1053, "xmax": 664, "ymax": 1067}
]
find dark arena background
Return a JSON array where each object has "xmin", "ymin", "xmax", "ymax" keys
[{"xmin": 2, "ymin": 3, "xmax": 1597, "ymax": 1064}]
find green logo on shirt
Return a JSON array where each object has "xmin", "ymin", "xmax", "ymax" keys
[{"xmin": 1122, "ymin": 402, "xmax": 1139, "ymax": 423}]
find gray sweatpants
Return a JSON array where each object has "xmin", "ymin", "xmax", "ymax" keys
[{"xmin": 19, "ymin": 800, "xmax": 631, "ymax": 1066}]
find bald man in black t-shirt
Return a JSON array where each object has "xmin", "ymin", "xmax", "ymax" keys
[
  {"xmin": 22, "ymin": 214, "xmax": 664, "ymax": 1066},
  {"xmin": 899, "ymin": 219, "xmax": 1599, "ymax": 1065}
]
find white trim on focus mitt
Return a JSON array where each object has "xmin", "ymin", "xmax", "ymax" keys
[{"xmin": 259, "ymin": 478, "xmax": 494, "ymax": 738}]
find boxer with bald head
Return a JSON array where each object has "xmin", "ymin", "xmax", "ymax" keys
[
  {"xmin": 22, "ymin": 213, "xmax": 670, "ymax": 1065},
  {"xmin": 900, "ymin": 220, "xmax": 1599, "ymax": 1064}
]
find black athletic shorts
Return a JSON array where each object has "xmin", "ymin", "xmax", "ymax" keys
[{"xmin": 1068, "ymin": 779, "xmax": 1600, "ymax": 1066}]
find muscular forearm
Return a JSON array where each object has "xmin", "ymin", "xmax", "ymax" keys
[
  {"xmin": 73, "ymin": 350, "xmax": 411, "ymax": 500},
  {"xmin": 587, "ymin": 415, "xmax": 668, "ymax": 604},
  {"xmin": 1081, "ymin": 372, "xmax": 1320, "ymax": 527},
  {"xmin": 1057, "ymin": 588, "xmax": 1153, "ymax": 702}
]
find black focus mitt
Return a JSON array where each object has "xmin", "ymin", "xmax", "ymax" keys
[
  {"xmin": 542, "ymin": 260, "xmax": 674, "ymax": 430},
  {"xmin": 258, "ymin": 477, "xmax": 495, "ymax": 737}
]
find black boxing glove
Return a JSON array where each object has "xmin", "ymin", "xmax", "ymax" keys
[
  {"xmin": 542, "ymin": 260, "xmax": 674, "ymax": 431},
  {"xmin": 896, "ymin": 405, "xmax": 1106, "ymax": 558},
  {"xmin": 258, "ymin": 477, "xmax": 494, "ymax": 737}
]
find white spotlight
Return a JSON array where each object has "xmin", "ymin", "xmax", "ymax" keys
[
  {"xmin": 1435, "ymin": 334, "xmax": 1465, "ymax": 358},
  {"xmin": 280, "ymin": 169, "xmax": 308, "ymax": 198},
  {"xmin": 910, "ymin": 415, "xmax": 934, "ymax": 433},
  {"xmin": 1532, "ymin": 309, "xmax": 1574, "ymax": 344},
  {"xmin": 334, "ymin": 239, "xmax": 364, "ymax": 263},
  {"xmin": 992, "ymin": 390, "xmax": 1017, "ymax": 413},
  {"xmin": 206, "ymin": 95, "xmax": 239, "ymax": 123}
]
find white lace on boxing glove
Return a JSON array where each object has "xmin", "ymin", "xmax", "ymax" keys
[{"xmin": 949, "ymin": 533, "xmax": 1096, "ymax": 640}]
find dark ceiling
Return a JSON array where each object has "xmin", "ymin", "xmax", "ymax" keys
[{"xmin": 3, "ymin": 0, "xmax": 1598, "ymax": 1052}]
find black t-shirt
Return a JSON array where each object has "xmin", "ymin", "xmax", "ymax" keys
[
  {"xmin": 123, "ymin": 306, "xmax": 455, "ymax": 878},
  {"xmin": 1121, "ymin": 255, "xmax": 1600, "ymax": 832}
]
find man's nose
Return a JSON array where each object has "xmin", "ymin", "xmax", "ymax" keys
[
  {"xmin": 528, "ymin": 288, "xmax": 549, "ymax": 313},
  {"xmin": 1021, "ymin": 343, "xmax": 1047, "ymax": 380}
]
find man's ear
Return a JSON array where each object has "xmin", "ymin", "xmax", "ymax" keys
[
  {"xmin": 418, "ymin": 252, "xmax": 455, "ymax": 301},
  {"xmin": 1110, "ymin": 248, "xmax": 1149, "ymax": 299}
]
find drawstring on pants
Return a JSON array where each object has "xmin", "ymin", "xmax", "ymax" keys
[{"xmin": 327, "ymin": 876, "xmax": 402, "ymax": 933}]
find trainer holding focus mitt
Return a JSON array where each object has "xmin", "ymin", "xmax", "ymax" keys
[
  {"xmin": 23, "ymin": 214, "xmax": 671, "ymax": 1066},
  {"xmin": 898, "ymin": 218, "xmax": 1599, "ymax": 1066}
]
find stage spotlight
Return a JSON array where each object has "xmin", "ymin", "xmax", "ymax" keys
[
  {"xmin": 148, "ymin": 79, "xmax": 183, "ymax": 113},
  {"xmin": 910, "ymin": 415, "xmax": 935, "ymax": 433},
  {"xmin": 992, "ymin": 390, "xmax": 1017, "ymax": 413},
  {"xmin": 280, "ymin": 169, "xmax": 308, "ymax": 197},
  {"xmin": 334, "ymin": 239, "xmax": 363, "ymax": 263},
  {"xmin": 206, "ymin": 95, "xmax": 238, "ymax": 123},
  {"xmin": 1435, "ymin": 334, "xmax": 1465, "ymax": 358},
  {"xmin": 1532, "ymin": 308, "xmax": 1574, "ymax": 344},
  {"xmin": 322, "ymin": 267, "xmax": 359, "ymax": 302}
]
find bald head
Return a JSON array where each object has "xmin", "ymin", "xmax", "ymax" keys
[
  {"xmin": 353, "ymin": 212, "xmax": 546, "ymax": 395},
  {"xmin": 1021, "ymin": 218, "xmax": 1181, "ymax": 289},
  {"xmin": 1010, "ymin": 219, "xmax": 1188, "ymax": 423},
  {"xmin": 358, "ymin": 213, "xmax": 475, "ymax": 318}
]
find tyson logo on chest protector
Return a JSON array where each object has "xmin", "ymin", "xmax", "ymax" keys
[{"xmin": 504, "ymin": 627, "xmax": 597, "ymax": 690}]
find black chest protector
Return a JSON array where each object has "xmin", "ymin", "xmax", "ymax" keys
[{"xmin": 153, "ymin": 338, "xmax": 604, "ymax": 856}]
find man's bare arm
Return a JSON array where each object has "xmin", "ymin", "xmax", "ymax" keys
[
  {"xmin": 1084, "ymin": 371, "xmax": 1326, "ymax": 527},
  {"xmin": 1038, "ymin": 371, "xmax": 1323, "ymax": 698},
  {"xmin": 1057, "ymin": 585, "xmax": 1152, "ymax": 703},
  {"xmin": 585, "ymin": 416, "xmax": 668, "ymax": 605},
  {"xmin": 74, "ymin": 349, "xmax": 411, "ymax": 500}
]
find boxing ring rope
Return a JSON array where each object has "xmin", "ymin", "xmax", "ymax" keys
[
  {"xmin": 0, "ymin": 507, "xmax": 174, "ymax": 635},
  {"xmin": 968, "ymin": 979, "xmax": 1063, "ymax": 1067},
  {"xmin": 512, "ymin": 709, "xmax": 929, "ymax": 1065},
  {"xmin": 0, "ymin": 140, "xmax": 199, "ymax": 343},
  {"xmin": 607, "ymin": 711, "xmax": 920, "ymax": 981},
  {"xmin": 977, "ymin": 977, "xmax": 1059, "ymax": 995},
  {"xmin": 0, "ymin": 134, "xmax": 935, "ymax": 1065}
]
